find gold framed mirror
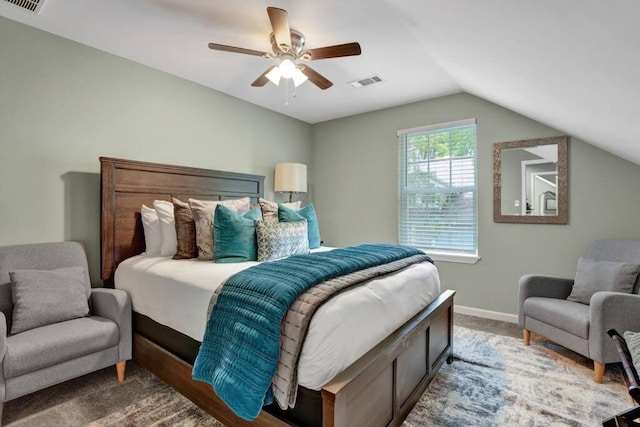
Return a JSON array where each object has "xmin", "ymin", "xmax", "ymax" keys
[{"xmin": 493, "ymin": 136, "xmax": 568, "ymax": 224}]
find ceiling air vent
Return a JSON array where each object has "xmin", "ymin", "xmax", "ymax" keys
[
  {"xmin": 3, "ymin": 0, "xmax": 45, "ymax": 13},
  {"xmin": 349, "ymin": 75, "xmax": 383, "ymax": 88}
]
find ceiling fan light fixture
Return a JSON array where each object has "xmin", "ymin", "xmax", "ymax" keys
[
  {"xmin": 209, "ymin": 7, "xmax": 361, "ymax": 91},
  {"xmin": 292, "ymin": 68, "xmax": 308, "ymax": 87},
  {"xmin": 265, "ymin": 66, "xmax": 282, "ymax": 86},
  {"xmin": 279, "ymin": 58, "xmax": 297, "ymax": 78}
]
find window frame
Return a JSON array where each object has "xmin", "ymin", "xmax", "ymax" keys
[{"xmin": 397, "ymin": 118, "xmax": 479, "ymax": 264}]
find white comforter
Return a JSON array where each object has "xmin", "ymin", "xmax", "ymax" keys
[{"xmin": 115, "ymin": 249, "xmax": 440, "ymax": 390}]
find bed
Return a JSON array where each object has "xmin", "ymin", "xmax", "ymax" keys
[{"xmin": 100, "ymin": 156, "xmax": 455, "ymax": 427}]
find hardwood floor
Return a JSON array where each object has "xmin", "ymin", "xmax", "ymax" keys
[{"xmin": 455, "ymin": 313, "xmax": 521, "ymax": 339}]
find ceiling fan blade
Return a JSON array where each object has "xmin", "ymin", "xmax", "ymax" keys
[
  {"xmin": 208, "ymin": 43, "xmax": 271, "ymax": 58},
  {"xmin": 300, "ymin": 65, "xmax": 333, "ymax": 90},
  {"xmin": 302, "ymin": 42, "xmax": 362, "ymax": 60},
  {"xmin": 251, "ymin": 65, "xmax": 278, "ymax": 87},
  {"xmin": 267, "ymin": 7, "xmax": 292, "ymax": 52}
]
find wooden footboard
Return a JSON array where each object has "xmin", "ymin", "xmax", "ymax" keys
[
  {"xmin": 133, "ymin": 289, "xmax": 454, "ymax": 427},
  {"xmin": 133, "ymin": 333, "xmax": 288, "ymax": 427},
  {"xmin": 321, "ymin": 289, "xmax": 454, "ymax": 427}
]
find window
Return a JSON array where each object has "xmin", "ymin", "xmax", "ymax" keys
[{"xmin": 398, "ymin": 119, "xmax": 478, "ymax": 262}]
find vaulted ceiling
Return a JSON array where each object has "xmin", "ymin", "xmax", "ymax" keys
[{"xmin": 2, "ymin": 1, "xmax": 639, "ymax": 163}]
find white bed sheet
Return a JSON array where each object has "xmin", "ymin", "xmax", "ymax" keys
[{"xmin": 115, "ymin": 249, "xmax": 440, "ymax": 390}]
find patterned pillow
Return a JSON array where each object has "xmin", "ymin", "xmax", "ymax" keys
[
  {"xmin": 256, "ymin": 220, "xmax": 309, "ymax": 262},
  {"xmin": 188, "ymin": 197, "xmax": 250, "ymax": 260},
  {"xmin": 258, "ymin": 198, "xmax": 301, "ymax": 223},
  {"xmin": 172, "ymin": 197, "xmax": 197, "ymax": 259},
  {"xmin": 278, "ymin": 203, "xmax": 321, "ymax": 249}
]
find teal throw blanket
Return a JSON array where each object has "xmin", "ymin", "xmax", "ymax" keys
[{"xmin": 192, "ymin": 243, "xmax": 426, "ymax": 420}]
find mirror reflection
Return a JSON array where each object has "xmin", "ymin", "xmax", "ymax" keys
[
  {"xmin": 500, "ymin": 145, "xmax": 558, "ymax": 216},
  {"xmin": 493, "ymin": 136, "xmax": 568, "ymax": 224}
]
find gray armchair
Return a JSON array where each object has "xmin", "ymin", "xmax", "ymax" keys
[
  {"xmin": 519, "ymin": 239, "xmax": 640, "ymax": 383},
  {"xmin": 0, "ymin": 242, "xmax": 131, "ymax": 421}
]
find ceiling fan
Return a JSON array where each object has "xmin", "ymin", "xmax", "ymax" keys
[{"xmin": 208, "ymin": 7, "xmax": 361, "ymax": 90}]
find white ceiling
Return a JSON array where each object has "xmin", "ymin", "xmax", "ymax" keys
[{"xmin": 2, "ymin": 1, "xmax": 640, "ymax": 164}]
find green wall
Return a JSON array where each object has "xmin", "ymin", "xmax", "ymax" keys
[
  {"xmin": 311, "ymin": 93, "xmax": 640, "ymax": 315},
  {"xmin": 0, "ymin": 17, "xmax": 312, "ymax": 285}
]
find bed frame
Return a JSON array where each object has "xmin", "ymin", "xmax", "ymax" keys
[{"xmin": 100, "ymin": 156, "xmax": 455, "ymax": 427}]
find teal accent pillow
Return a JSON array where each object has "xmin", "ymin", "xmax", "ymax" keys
[
  {"xmin": 214, "ymin": 205, "xmax": 262, "ymax": 263},
  {"xmin": 278, "ymin": 204, "xmax": 321, "ymax": 249}
]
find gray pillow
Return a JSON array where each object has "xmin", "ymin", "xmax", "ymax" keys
[
  {"xmin": 256, "ymin": 220, "xmax": 309, "ymax": 262},
  {"xmin": 567, "ymin": 257, "xmax": 640, "ymax": 305},
  {"xmin": 10, "ymin": 267, "xmax": 90, "ymax": 334}
]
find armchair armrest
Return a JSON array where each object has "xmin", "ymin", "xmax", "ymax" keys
[
  {"xmin": 590, "ymin": 292, "xmax": 640, "ymax": 364},
  {"xmin": 0, "ymin": 311, "xmax": 6, "ymax": 400},
  {"xmin": 518, "ymin": 275, "xmax": 574, "ymax": 327},
  {"xmin": 91, "ymin": 288, "xmax": 132, "ymax": 362},
  {"xmin": 0, "ymin": 312, "xmax": 6, "ymax": 360}
]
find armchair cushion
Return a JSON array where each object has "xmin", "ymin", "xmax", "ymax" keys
[
  {"xmin": 567, "ymin": 257, "xmax": 640, "ymax": 305},
  {"xmin": 523, "ymin": 297, "xmax": 590, "ymax": 339},
  {"xmin": 623, "ymin": 331, "xmax": 640, "ymax": 379},
  {"xmin": 9, "ymin": 267, "xmax": 90, "ymax": 334},
  {"xmin": 4, "ymin": 316, "xmax": 119, "ymax": 379},
  {"xmin": 518, "ymin": 275, "xmax": 574, "ymax": 327}
]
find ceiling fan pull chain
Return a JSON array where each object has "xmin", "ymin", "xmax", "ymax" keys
[{"xmin": 284, "ymin": 78, "xmax": 290, "ymax": 106}]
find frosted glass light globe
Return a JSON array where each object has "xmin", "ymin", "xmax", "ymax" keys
[{"xmin": 279, "ymin": 59, "xmax": 296, "ymax": 78}]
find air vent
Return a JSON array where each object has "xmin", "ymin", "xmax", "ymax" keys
[
  {"xmin": 349, "ymin": 75, "xmax": 383, "ymax": 88},
  {"xmin": 3, "ymin": 0, "xmax": 45, "ymax": 13}
]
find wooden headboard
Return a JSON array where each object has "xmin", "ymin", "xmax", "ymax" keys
[{"xmin": 100, "ymin": 157, "xmax": 265, "ymax": 286}]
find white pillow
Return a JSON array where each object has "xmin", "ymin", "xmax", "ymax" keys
[
  {"xmin": 153, "ymin": 200, "xmax": 177, "ymax": 257},
  {"xmin": 141, "ymin": 204, "xmax": 162, "ymax": 256}
]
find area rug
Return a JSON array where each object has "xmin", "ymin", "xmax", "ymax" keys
[
  {"xmin": 85, "ymin": 387, "xmax": 222, "ymax": 427},
  {"xmin": 404, "ymin": 326, "xmax": 630, "ymax": 426},
  {"xmin": 6, "ymin": 326, "xmax": 631, "ymax": 426}
]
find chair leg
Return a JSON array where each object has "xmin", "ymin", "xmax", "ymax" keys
[
  {"xmin": 116, "ymin": 361, "xmax": 126, "ymax": 383},
  {"xmin": 523, "ymin": 329, "xmax": 531, "ymax": 346},
  {"xmin": 594, "ymin": 361, "xmax": 605, "ymax": 383}
]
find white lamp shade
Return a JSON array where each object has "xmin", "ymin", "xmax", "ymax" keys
[{"xmin": 274, "ymin": 163, "xmax": 307, "ymax": 193}]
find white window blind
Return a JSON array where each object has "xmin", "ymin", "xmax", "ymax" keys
[{"xmin": 398, "ymin": 119, "xmax": 478, "ymax": 257}]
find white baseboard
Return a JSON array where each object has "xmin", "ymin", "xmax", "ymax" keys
[{"xmin": 455, "ymin": 305, "xmax": 518, "ymax": 324}]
